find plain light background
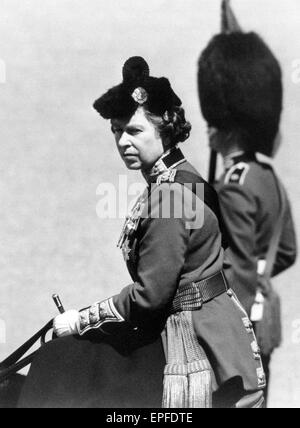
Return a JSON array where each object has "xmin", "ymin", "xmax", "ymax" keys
[{"xmin": 0, "ymin": 0, "xmax": 299, "ymax": 408}]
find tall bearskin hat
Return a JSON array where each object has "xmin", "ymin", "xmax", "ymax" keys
[
  {"xmin": 198, "ymin": 1, "xmax": 283, "ymax": 156},
  {"xmin": 94, "ymin": 56, "xmax": 182, "ymax": 120}
]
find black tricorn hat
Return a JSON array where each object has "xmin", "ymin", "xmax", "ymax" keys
[
  {"xmin": 94, "ymin": 56, "xmax": 182, "ymax": 120},
  {"xmin": 198, "ymin": 6, "xmax": 283, "ymax": 156}
]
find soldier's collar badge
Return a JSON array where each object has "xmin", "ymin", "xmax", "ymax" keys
[{"xmin": 143, "ymin": 147, "xmax": 185, "ymax": 184}]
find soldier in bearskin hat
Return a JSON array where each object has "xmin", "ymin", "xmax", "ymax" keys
[
  {"xmin": 198, "ymin": 0, "xmax": 297, "ymax": 404},
  {"xmin": 19, "ymin": 56, "xmax": 266, "ymax": 408}
]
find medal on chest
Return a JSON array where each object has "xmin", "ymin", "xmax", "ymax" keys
[{"xmin": 117, "ymin": 192, "xmax": 147, "ymax": 262}]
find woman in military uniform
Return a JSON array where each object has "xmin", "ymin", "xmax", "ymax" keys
[
  {"xmin": 20, "ymin": 57, "xmax": 265, "ymax": 408},
  {"xmin": 198, "ymin": 31, "xmax": 297, "ymax": 404}
]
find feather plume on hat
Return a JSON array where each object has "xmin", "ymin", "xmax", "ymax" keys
[
  {"xmin": 221, "ymin": 0, "xmax": 242, "ymax": 34},
  {"xmin": 198, "ymin": 0, "xmax": 283, "ymax": 157}
]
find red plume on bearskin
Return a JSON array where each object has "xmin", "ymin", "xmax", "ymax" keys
[
  {"xmin": 221, "ymin": 0, "xmax": 242, "ymax": 34},
  {"xmin": 199, "ymin": 0, "xmax": 283, "ymax": 157}
]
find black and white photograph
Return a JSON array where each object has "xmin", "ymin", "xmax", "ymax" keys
[{"xmin": 0, "ymin": 0, "xmax": 299, "ymax": 410}]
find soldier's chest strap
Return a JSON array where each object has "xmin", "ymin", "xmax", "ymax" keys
[{"xmin": 173, "ymin": 171, "xmax": 228, "ymax": 249}]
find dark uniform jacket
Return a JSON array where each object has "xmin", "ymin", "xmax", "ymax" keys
[
  {"xmin": 78, "ymin": 148, "xmax": 266, "ymax": 394},
  {"xmin": 216, "ymin": 153, "xmax": 297, "ymax": 316}
]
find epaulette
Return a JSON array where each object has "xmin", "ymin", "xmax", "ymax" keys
[{"xmin": 224, "ymin": 162, "xmax": 250, "ymax": 186}]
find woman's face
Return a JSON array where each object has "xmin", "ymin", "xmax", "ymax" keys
[{"xmin": 111, "ymin": 107, "xmax": 164, "ymax": 170}]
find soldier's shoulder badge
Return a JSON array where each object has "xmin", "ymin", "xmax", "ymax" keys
[{"xmin": 224, "ymin": 162, "xmax": 250, "ymax": 186}]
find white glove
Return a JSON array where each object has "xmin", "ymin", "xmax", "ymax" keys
[{"xmin": 53, "ymin": 310, "xmax": 80, "ymax": 337}]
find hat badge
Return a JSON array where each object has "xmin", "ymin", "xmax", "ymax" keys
[{"xmin": 132, "ymin": 87, "xmax": 148, "ymax": 105}]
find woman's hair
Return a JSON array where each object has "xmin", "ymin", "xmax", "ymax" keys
[{"xmin": 144, "ymin": 106, "xmax": 191, "ymax": 146}]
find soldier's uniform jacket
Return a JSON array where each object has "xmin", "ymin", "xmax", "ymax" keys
[
  {"xmin": 79, "ymin": 148, "xmax": 266, "ymax": 394},
  {"xmin": 216, "ymin": 152, "xmax": 297, "ymax": 316}
]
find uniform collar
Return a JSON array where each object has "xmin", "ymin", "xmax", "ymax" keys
[
  {"xmin": 143, "ymin": 147, "xmax": 186, "ymax": 183},
  {"xmin": 223, "ymin": 151, "xmax": 256, "ymax": 171}
]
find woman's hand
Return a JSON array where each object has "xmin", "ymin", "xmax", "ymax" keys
[{"xmin": 53, "ymin": 310, "xmax": 80, "ymax": 338}]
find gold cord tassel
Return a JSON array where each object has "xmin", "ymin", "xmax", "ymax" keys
[
  {"xmin": 162, "ymin": 315, "xmax": 188, "ymax": 408},
  {"xmin": 188, "ymin": 362, "xmax": 212, "ymax": 408},
  {"xmin": 163, "ymin": 363, "xmax": 188, "ymax": 408},
  {"xmin": 162, "ymin": 311, "xmax": 212, "ymax": 408}
]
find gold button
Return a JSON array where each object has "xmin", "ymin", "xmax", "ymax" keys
[{"xmin": 227, "ymin": 289, "xmax": 233, "ymax": 297}]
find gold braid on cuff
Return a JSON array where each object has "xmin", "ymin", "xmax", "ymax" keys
[{"xmin": 78, "ymin": 297, "xmax": 125, "ymax": 336}]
